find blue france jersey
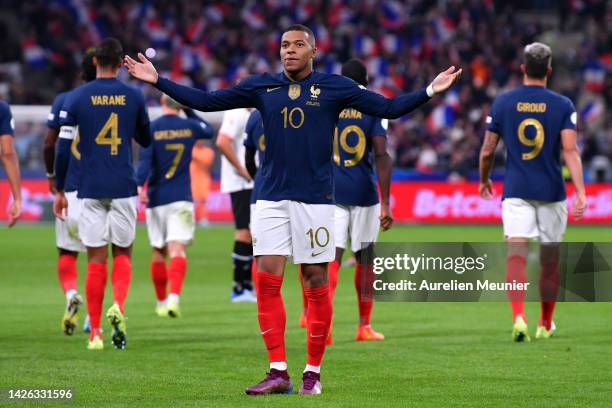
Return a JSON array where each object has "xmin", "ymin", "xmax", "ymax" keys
[
  {"xmin": 136, "ymin": 113, "xmax": 213, "ymax": 208},
  {"xmin": 0, "ymin": 101, "xmax": 14, "ymax": 136},
  {"xmin": 156, "ymin": 70, "xmax": 430, "ymax": 204},
  {"xmin": 48, "ymin": 91, "xmax": 80, "ymax": 192},
  {"xmin": 243, "ymin": 110, "xmax": 265, "ymax": 204},
  {"xmin": 487, "ymin": 85, "xmax": 576, "ymax": 202},
  {"xmin": 333, "ymin": 109, "xmax": 387, "ymax": 206},
  {"xmin": 59, "ymin": 78, "xmax": 150, "ymax": 199}
]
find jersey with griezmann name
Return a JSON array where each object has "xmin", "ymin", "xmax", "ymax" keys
[
  {"xmin": 60, "ymin": 78, "xmax": 150, "ymax": 199},
  {"xmin": 0, "ymin": 101, "xmax": 14, "ymax": 136},
  {"xmin": 487, "ymin": 85, "xmax": 576, "ymax": 202},
  {"xmin": 155, "ymin": 70, "xmax": 430, "ymax": 204},
  {"xmin": 334, "ymin": 108, "xmax": 387, "ymax": 206},
  {"xmin": 243, "ymin": 109, "xmax": 265, "ymax": 204},
  {"xmin": 49, "ymin": 91, "xmax": 80, "ymax": 192},
  {"xmin": 136, "ymin": 113, "xmax": 213, "ymax": 208}
]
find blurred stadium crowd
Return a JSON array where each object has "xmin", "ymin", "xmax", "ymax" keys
[{"xmin": 0, "ymin": 0, "xmax": 609, "ymax": 180}]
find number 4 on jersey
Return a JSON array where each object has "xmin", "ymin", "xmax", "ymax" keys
[{"xmin": 95, "ymin": 112, "xmax": 121, "ymax": 155}]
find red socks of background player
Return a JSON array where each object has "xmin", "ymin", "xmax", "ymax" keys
[
  {"xmin": 355, "ymin": 263, "xmax": 374, "ymax": 326},
  {"xmin": 112, "ymin": 255, "xmax": 131, "ymax": 312},
  {"xmin": 150, "ymin": 261, "xmax": 167, "ymax": 301},
  {"xmin": 150, "ymin": 258, "xmax": 187, "ymax": 300},
  {"xmin": 506, "ymin": 254, "xmax": 527, "ymax": 322},
  {"xmin": 539, "ymin": 260, "xmax": 559, "ymax": 330},
  {"xmin": 86, "ymin": 262, "xmax": 107, "ymax": 337},
  {"xmin": 58, "ymin": 254, "xmax": 78, "ymax": 294},
  {"xmin": 305, "ymin": 284, "xmax": 332, "ymax": 366},
  {"xmin": 256, "ymin": 272, "xmax": 287, "ymax": 364}
]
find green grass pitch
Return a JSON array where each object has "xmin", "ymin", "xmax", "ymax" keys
[{"xmin": 0, "ymin": 224, "xmax": 610, "ymax": 407}]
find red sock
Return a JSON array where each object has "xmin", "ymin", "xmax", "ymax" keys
[
  {"xmin": 256, "ymin": 272, "xmax": 286, "ymax": 363},
  {"xmin": 251, "ymin": 259, "xmax": 258, "ymax": 293},
  {"xmin": 58, "ymin": 254, "xmax": 78, "ymax": 294},
  {"xmin": 328, "ymin": 260, "xmax": 340, "ymax": 302},
  {"xmin": 305, "ymin": 284, "xmax": 332, "ymax": 366},
  {"xmin": 299, "ymin": 266, "xmax": 307, "ymax": 315},
  {"xmin": 355, "ymin": 263, "xmax": 374, "ymax": 326},
  {"xmin": 150, "ymin": 261, "xmax": 167, "ymax": 301},
  {"xmin": 540, "ymin": 260, "xmax": 559, "ymax": 330},
  {"xmin": 168, "ymin": 257, "xmax": 187, "ymax": 295},
  {"xmin": 507, "ymin": 254, "xmax": 527, "ymax": 321},
  {"xmin": 112, "ymin": 255, "xmax": 131, "ymax": 313},
  {"xmin": 86, "ymin": 262, "xmax": 107, "ymax": 337}
]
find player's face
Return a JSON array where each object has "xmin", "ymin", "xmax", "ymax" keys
[{"xmin": 280, "ymin": 31, "xmax": 316, "ymax": 75}]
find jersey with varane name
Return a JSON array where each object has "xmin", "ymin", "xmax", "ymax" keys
[
  {"xmin": 155, "ymin": 71, "xmax": 431, "ymax": 204},
  {"xmin": 136, "ymin": 113, "xmax": 213, "ymax": 208},
  {"xmin": 49, "ymin": 91, "xmax": 80, "ymax": 193},
  {"xmin": 487, "ymin": 85, "xmax": 576, "ymax": 202},
  {"xmin": 219, "ymin": 108, "xmax": 254, "ymax": 193},
  {"xmin": 59, "ymin": 78, "xmax": 150, "ymax": 199},
  {"xmin": 243, "ymin": 109, "xmax": 265, "ymax": 204},
  {"xmin": 333, "ymin": 108, "xmax": 387, "ymax": 206}
]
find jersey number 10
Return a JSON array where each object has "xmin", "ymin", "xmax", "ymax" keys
[{"xmin": 517, "ymin": 118, "xmax": 545, "ymax": 160}]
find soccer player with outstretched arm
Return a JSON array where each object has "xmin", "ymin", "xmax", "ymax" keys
[
  {"xmin": 125, "ymin": 24, "xmax": 460, "ymax": 395},
  {"xmin": 479, "ymin": 42, "xmax": 586, "ymax": 342},
  {"xmin": 54, "ymin": 38, "xmax": 151, "ymax": 351},
  {"xmin": 136, "ymin": 94, "xmax": 214, "ymax": 318}
]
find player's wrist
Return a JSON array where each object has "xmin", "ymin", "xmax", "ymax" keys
[
  {"xmin": 46, "ymin": 172, "xmax": 55, "ymax": 178},
  {"xmin": 426, "ymin": 83, "xmax": 435, "ymax": 97}
]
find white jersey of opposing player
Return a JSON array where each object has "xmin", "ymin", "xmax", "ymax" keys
[{"xmin": 219, "ymin": 108, "xmax": 254, "ymax": 193}]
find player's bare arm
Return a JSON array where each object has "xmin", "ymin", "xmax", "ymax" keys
[
  {"xmin": 0, "ymin": 134, "xmax": 21, "ymax": 227},
  {"xmin": 561, "ymin": 129, "xmax": 587, "ymax": 220},
  {"xmin": 479, "ymin": 130, "xmax": 500, "ymax": 199},
  {"xmin": 372, "ymin": 135, "xmax": 393, "ymax": 231},
  {"xmin": 216, "ymin": 133, "xmax": 252, "ymax": 182}
]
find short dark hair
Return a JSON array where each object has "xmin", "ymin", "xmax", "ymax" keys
[
  {"xmin": 94, "ymin": 37, "xmax": 123, "ymax": 68},
  {"xmin": 81, "ymin": 48, "xmax": 97, "ymax": 82},
  {"xmin": 524, "ymin": 42, "xmax": 552, "ymax": 79},
  {"xmin": 282, "ymin": 24, "xmax": 315, "ymax": 46},
  {"xmin": 341, "ymin": 59, "xmax": 368, "ymax": 87}
]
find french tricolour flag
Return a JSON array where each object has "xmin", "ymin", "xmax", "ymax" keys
[
  {"xmin": 580, "ymin": 100, "xmax": 604, "ymax": 124},
  {"xmin": 426, "ymin": 105, "xmax": 455, "ymax": 133}
]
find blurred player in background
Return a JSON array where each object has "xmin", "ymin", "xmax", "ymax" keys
[
  {"xmin": 479, "ymin": 42, "xmax": 586, "ymax": 342},
  {"xmin": 216, "ymin": 106, "xmax": 256, "ymax": 302},
  {"xmin": 298, "ymin": 59, "xmax": 392, "ymax": 343},
  {"xmin": 0, "ymin": 100, "xmax": 21, "ymax": 227},
  {"xmin": 54, "ymin": 38, "xmax": 151, "ymax": 350},
  {"xmin": 125, "ymin": 24, "xmax": 460, "ymax": 395},
  {"xmin": 136, "ymin": 94, "xmax": 214, "ymax": 318},
  {"xmin": 43, "ymin": 49, "xmax": 96, "ymax": 335}
]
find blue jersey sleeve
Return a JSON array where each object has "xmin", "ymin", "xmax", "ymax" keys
[
  {"xmin": 336, "ymin": 76, "xmax": 430, "ymax": 119},
  {"xmin": 370, "ymin": 118, "xmax": 388, "ymax": 138},
  {"xmin": 136, "ymin": 145, "xmax": 153, "ymax": 187},
  {"xmin": 59, "ymin": 90, "xmax": 79, "ymax": 127},
  {"xmin": 184, "ymin": 109, "xmax": 214, "ymax": 140},
  {"xmin": 243, "ymin": 110, "xmax": 260, "ymax": 148},
  {"xmin": 486, "ymin": 98, "xmax": 502, "ymax": 134},
  {"xmin": 47, "ymin": 93, "xmax": 66, "ymax": 129},
  {"xmin": 561, "ymin": 98, "xmax": 577, "ymax": 131},
  {"xmin": 55, "ymin": 138, "xmax": 71, "ymax": 191},
  {"xmin": 134, "ymin": 90, "xmax": 151, "ymax": 147},
  {"xmin": 0, "ymin": 101, "xmax": 14, "ymax": 136},
  {"xmin": 155, "ymin": 76, "xmax": 257, "ymax": 112}
]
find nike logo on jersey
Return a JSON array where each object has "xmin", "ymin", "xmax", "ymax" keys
[
  {"xmin": 267, "ymin": 87, "xmax": 281, "ymax": 92},
  {"xmin": 311, "ymin": 251, "xmax": 325, "ymax": 257}
]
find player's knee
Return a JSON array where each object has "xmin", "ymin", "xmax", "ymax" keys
[
  {"xmin": 151, "ymin": 247, "xmax": 166, "ymax": 262},
  {"xmin": 167, "ymin": 242, "xmax": 186, "ymax": 258},
  {"xmin": 58, "ymin": 248, "xmax": 78, "ymax": 258}
]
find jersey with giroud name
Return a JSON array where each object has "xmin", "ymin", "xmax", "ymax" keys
[
  {"xmin": 155, "ymin": 70, "xmax": 430, "ymax": 204},
  {"xmin": 59, "ymin": 78, "xmax": 150, "ymax": 199},
  {"xmin": 243, "ymin": 109, "xmax": 265, "ymax": 204},
  {"xmin": 136, "ymin": 113, "xmax": 214, "ymax": 208},
  {"xmin": 48, "ymin": 91, "xmax": 80, "ymax": 193},
  {"xmin": 0, "ymin": 101, "xmax": 14, "ymax": 136},
  {"xmin": 333, "ymin": 108, "xmax": 387, "ymax": 206},
  {"xmin": 487, "ymin": 85, "xmax": 576, "ymax": 202}
]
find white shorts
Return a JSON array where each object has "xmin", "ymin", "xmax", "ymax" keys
[
  {"xmin": 250, "ymin": 203, "xmax": 257, "ymax": 229},
  {"xmin": 146, "ymin": 201, "xmax": 195, "ymax": 249},
  {"xmin": 252, "ymin": 200, "xmax": 335, "ymax": 264},
  {"xmin": 55, "ymin": 191, "xmax": 85, "ymax": 252},
  {"xmin": 335, "ymin": 204, "xmax": 380, "ymax": 253},
  {"xmin": 502, "ymin": 198, "xmax": 568, "ymax": 243},
  {"xmin": 79, "ymin": 197, "xmax": 137, "ymax": 248}
]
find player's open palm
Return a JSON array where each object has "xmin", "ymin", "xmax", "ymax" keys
[
  {"xmin": 431, "ymin": 66, "xmax": 463, "ymax": 95},
  {"xmin": 53, "ymin": 193, "xmax": 68, "ymax": 221},
  {"xmin": 7, "ymin": 200, "xmax": 20, "ymax": 228},
  {"xmin": 572, "ymin": 193, "xmax": 587, "ymax": 220},
  {"xmin": 479, "ymin": 180, "xmax": 494, "ymax": 200},
  {"xmin": 124, "ymin": 53, "xmax": 159, "ymax": 84}
]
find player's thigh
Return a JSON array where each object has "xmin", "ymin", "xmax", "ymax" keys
[
  {"xmin": 334, "ymin": 205, "xmax": 350, "ymax": 250},
  {"xmin": 252, "ymin": 200, "xmax": 291, "ymax": 257},
  {"xmin": 146, "ymin": 205, "xmax": 166, "ymax": 249},
  {"xmin": 55, "ymin": 192, "xmax": 85, "ymax": 252},
  {"xmin": 535, "ymin": 200, "xmax": 567, "ymax": 243},
  {"xmin": 79, "ymin": 198, "xmax": 110, "ymax": 247},
  {"xmin": 289, "ymin": 202, "xmax": 335, "ymax": 264},
  {"xmin": 108, "ymin": 197, "xmax": 137, "ymax": 247},
  {"xmin": 230, "ymin": 189, "xmax": 252, "ymax": 230},
  {"xmin": 166, "ymin": 201, "xmax": 196, "ymax": 246},
  {"xmin": 502, "ymin": 198, "xmax": 539, "ymax": 240},
  {"xmin": 349, "ymin": 203, "xmax": 381, "ymax": 253}
]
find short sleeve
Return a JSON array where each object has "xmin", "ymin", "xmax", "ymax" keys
[
  {"xmin": 561, "ymin": 98, "xmax": 577, "ymax": 131},
  {"xmin": 369, "ymin": 117, "xmax": 388, "ymax": 138},
  {"xmin": 47, "ymin": 93, "xmax": 66, "ymax": 129},
  {"xmin": 0, "ymin": 102, "xmax": 14, "ymax": 136},
  {"xmin": 59, "ymin": 91, "xmax": 78, "ymax": 127},
  {"xmin": 486, "ymin": 98, "xmax": 501, "ymax": 134}
]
